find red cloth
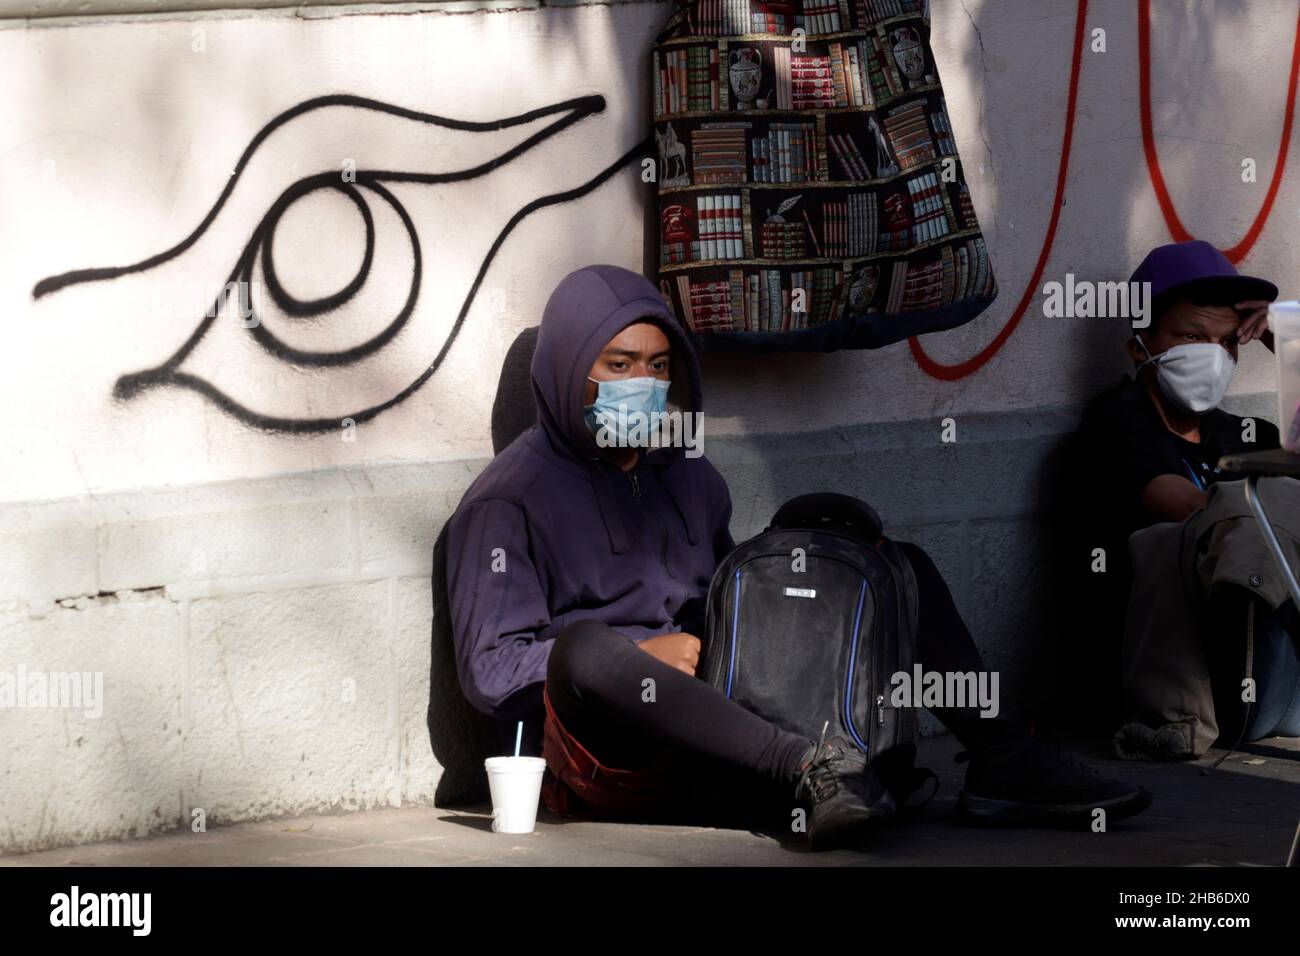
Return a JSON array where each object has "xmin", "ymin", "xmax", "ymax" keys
[{"xmin": 540, "ymin": 683, "xmax": 676, "ymax": 818}]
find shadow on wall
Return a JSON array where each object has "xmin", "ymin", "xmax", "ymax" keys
[
  {"xmin": 428, "ymin": 327, "xmax": 540, "ymax": 805},
  {"xmin": 428, "ymin": 0, "xmax": 1290, "ymax": 775},
  {"xmin": 649, "ymin": 0, "xmax": 1277, "ymax": 729},
  {"xmin": 428, "ymin": 521, "xmax": 500, "ymax": 806},
  {"xmin": 491, "ymin": 326, "xmax": 541, "ymax": 454}
]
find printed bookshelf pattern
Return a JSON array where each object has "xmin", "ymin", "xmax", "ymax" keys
[{"xmin": 652, "ymin": 0, "xmax": 995, "ymax": 336}]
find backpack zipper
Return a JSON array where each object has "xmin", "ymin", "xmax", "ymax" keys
[{"xmin": 874, "ymin": 543, "xmax": 913, "ymax": 745}]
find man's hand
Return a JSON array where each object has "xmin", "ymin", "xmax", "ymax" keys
[
  {"xmin": 637, "ymin": 632, "xmax": 701, "ymax": 677},
  {"xmin": 1141, "ymin": 473, "xmax": 1208, "ymax": 524},
  {"xmin": 1236, "ymin": 299, "xmax": 1274, "ymax": 352}
]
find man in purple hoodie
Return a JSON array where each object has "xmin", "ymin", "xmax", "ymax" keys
[{"xmin": 445, "ymin": 264, "xmax": 1150, "ymax": 850}]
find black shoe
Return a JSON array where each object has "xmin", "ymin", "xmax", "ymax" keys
[
  {"xmin": 957, "ymin": 731, "xmax": 1152, "ymax": 828},
  {"xmin": 794, "ymin": 734, "xmax": 895, "ymax": 851}
]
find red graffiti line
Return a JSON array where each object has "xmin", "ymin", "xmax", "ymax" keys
[
  {"xmin": 909, "ymin": 0, "xmax": 1088, "ymax": 381},
  {"xmin": 1140, "ymin": 0, "xmax": 1300, "ymax": 264}
]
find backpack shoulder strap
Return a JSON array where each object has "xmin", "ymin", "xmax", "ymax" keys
[
  {"xmin": 874, "ymin": 536, "xmax": 922, "ymax": 746},
  {"xmin": 876, "ymin": 536, "xmax": 921, "ymax": 647}
]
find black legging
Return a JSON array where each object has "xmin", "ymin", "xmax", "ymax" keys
[{"xmin": 544, "ymin": 541, "xmax": 1010, "ymax": 814}]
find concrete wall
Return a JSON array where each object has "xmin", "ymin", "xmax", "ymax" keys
[{"xmin": 2, "ymin": 0, "xmax": 1295, "ymax": 851}]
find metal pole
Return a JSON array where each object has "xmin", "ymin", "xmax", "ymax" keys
[{"xmin": 1243, "ymin": 476, "xmax": 1300, "ymax": 610}]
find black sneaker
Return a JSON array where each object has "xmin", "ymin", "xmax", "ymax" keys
[
  {"xmin": 957, "ymin": 732, "xmax": 1152, "ymax": 827},
  {"xmin": 794, "ymin": 733, "xmax": 895, "ymax": 851}
]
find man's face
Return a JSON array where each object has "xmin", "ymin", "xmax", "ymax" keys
[
  {"xmin": 1125, "ymin": 299, "xmax": 1243, "ymax": 369},
  {"xmin": 583, "ymin": 321, "xmax": 671, "ymax": 406}
]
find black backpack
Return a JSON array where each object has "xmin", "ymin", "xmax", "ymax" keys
[{"xmin": 699, "ymin": 492, "xmax": 933, "ymax": 801}]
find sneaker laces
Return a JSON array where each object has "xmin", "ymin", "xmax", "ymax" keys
[
  {"xmin": 796, "ymin": 720, "xmax": 867, "ymax": 804},
  {"xmin": 794, "ymin": 720, "xmax": 829, "ymax": 802}
]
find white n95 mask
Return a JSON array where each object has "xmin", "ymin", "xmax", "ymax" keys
[{"xmin": 1136, "ymin": 335, "xmax": 1236, "ymax": 414}]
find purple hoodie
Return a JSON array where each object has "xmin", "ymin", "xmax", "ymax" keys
[{"xmin": 445, "ymin": 264, "xmax": 736, "ymax": 724}]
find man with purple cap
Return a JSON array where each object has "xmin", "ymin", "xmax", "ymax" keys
[{"xmin": 1069, "ymin": 240, "xmax": 1300, "ymax": 758}]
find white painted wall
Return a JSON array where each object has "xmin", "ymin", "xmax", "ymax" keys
[
  {"xmin": 3, "ymin": 0, "xmax": 663, "ymax": 502},
  {"xmin": 3, "ymin": 0, "xmax": 1291, "ymax": 504},
  {"xmin": 2, "ymin": 0, "xmax": 1297, "ymax": 852}
]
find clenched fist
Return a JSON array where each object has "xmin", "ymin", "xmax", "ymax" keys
[{"xmin": 637, "ymin": 632, "xmax": 701, "ymax": 677}]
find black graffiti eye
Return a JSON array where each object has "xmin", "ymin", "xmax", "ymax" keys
[
  {"xmin": 240, "ymin": 175, "xmax": 417, "ymax": 368},
  {"xmin": 263, "ymin": 179, "xmax": 375, "ymax": 318},
  {"xmin": 32, "ymin": 93, "xmax": 650, "ymax": 434}
]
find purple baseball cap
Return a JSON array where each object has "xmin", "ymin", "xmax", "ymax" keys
[{"xmin": 1129, "ymin": 240, "xmax": 1277, "ymax": 313}]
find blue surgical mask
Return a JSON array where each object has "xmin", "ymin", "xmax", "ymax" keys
[{"xmin": 584, "ymin": 375, "xmax": 671, "ymax": 447}]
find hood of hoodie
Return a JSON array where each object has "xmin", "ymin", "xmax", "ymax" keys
[{"xmin": 529, "ymin": 264, "xmax": 705, "ymax": 554}]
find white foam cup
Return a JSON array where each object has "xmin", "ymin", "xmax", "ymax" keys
[{"xmin": 484, "ymin": 756, "xmax": 547, "ymax": 834}]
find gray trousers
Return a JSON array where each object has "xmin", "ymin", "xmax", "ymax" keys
[{"xmin": 1120, "ymin": 477, "xmax": 1300, "ymax": 756}]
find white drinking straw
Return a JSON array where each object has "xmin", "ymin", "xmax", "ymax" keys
[{"xmin": 513, "ymin": 720, "xmax": 523, "ymax": 757}]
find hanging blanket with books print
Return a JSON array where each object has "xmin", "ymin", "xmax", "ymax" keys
[{"xmin": 651, "ymin": 0, "xmax": 997, "ymax": 352}]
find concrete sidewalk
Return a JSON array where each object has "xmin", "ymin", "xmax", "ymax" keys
[{"xmin": 4, "ymin": 736, "xmax": 1297, "ymax": 867}]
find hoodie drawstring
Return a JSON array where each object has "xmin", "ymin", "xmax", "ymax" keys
[{"xmin": 660, "ymin": 469, "xmax": 701, "ymax": 546}]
